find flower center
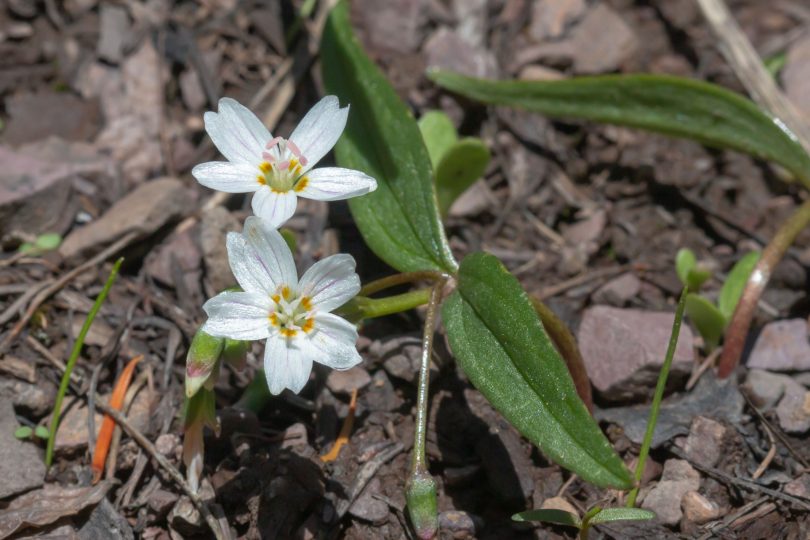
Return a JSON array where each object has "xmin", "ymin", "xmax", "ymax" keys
[
  {"xmin": 268, "ymin": 285, "xmax": 315, "ymax": 339},
  {"xmin": 256, "ymin": 137, "xmax": 310, "ymax": 194}
]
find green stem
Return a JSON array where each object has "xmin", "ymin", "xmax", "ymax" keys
[
  {"xmin": 46, "ymin": 258, "xmax": 123, "ymax": 467},
  {"xmin": 626, "ymin": 287, "xmax": 688, "ymax": 507},
  {"xmin": 359, "ymin": 271, "xmax": 445, "ymax": 296},
  {"xmin": 338, "ymin": 289, "xmax": 432, "ymax": 322},
  {"xmin": 406, "ymin": 279, "xmax": 445, "ymax": 539}
]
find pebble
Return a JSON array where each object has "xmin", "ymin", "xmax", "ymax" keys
[
  {"xmin": 745, "ymin": 369, "xmax": 792, "ymax": 409},
  {"xmin": 681, "ymin": 491, "xmax": 720, "ymax": 524},
  {"xmin": 0, "ymin": 376, "xmax": 56, "ymax": 418},
  {"xmin": 438, "ymin": 510, "xmax": 482, "ymax": 537},
  {"xmin": 326, "ymin": 366, "xmax": 372, "ymax": 396},
  {"xmin": 592, "ymin": 273, "xmax": 642, "ymax": 306},
  {"xmin": 641, "ymin": 459, "xmax": 700, "ymax": 526},
  {"xmin": 776, "ymin": 378, "xmax": 810, "ymax": 434},
  {"xmin": 747, "ymin": 319, "xmax": 810, "ymax": 372},
  {"xmin": 682, "ymin": 416, "xmax": 726, "ymax": 468},
  {"xmin": 578, "ymin": 306, "xmax": 694, "ymax": 401},
  {"xmin": 784, "ymin": 474, "xmax": 810, "ymax": 499}
]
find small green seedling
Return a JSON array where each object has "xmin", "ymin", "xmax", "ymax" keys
[
  {"xmin": 18, "ymin": 233, "xmax": 63, "ymax": 254},
  {"xmin": 14, "ymin": 425, "xmax": 50, "ymax": 440},
  {"xmin": 417, "ymin": 110, "xmax": 490, "ymax": 218},
  {"xmin": 676, "ymin": 248, "xmax": 760, "ymax": 350},
  {"xmin": 513, "ymin": 506, "xmax": 655, "ymax": 539}
]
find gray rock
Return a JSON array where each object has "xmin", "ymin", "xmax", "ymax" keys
[
  {"xmin": 681, "ymin": 491, "xmax": 720, "ymax": 525},
  {"xmin": 597, "ymin": 373, "xmax": 743, "ymax": 448},
  {"xmin": 199, "ymin": 206, "xmax": 241, "ymax": 292},
  {"xmin": 744, "ymin": 369, "xmax": 792, "ymax": 409},
  {"xmin": 78, "ymin": 498, "xmax": 134, "ymax": 539},
  {"xmin": 592, "ymin": 272, "xmax": 641, "ymax": 306},
  {"xmin": 776, "ymin": 378, "xmax": 810, "ymax": 434},
  {"xmin": 60, "ymin": 177, "xmax": 195, "ymax": 260},
  {"xmin": 578, "ymin": 305, "xmax": 694, "ymax": 401},
  {"xmin": 681, "ymin": 416, "xmax": 727, "ymax": 468},
  {"xmin": 641, "ymin": 459, "xmax": 700, "ymax": 526},
  {"xmin": 747, "ymin": 319, "xmax": 810, "ymax": 372},
  {"xmin": 0, "ymin": 400, "xmax": 46, "ymax": 499},
  {"xmin": 569, "ymin": 4, "xmax": 639, "ymax": 74},
  {"xmin": 378, "ymin": 335, "xmax": 438, "ymax": 385},
  {"xmin": 348, "ymin": 477, "xmax": 388, "ymax": 525},
  {"xmin": 0, "ymin": 376, "xmax": 56, "ymax": 418},
  {"xmin": 326, "ymin": 366, "xmax": 371, "ymax": 396}
]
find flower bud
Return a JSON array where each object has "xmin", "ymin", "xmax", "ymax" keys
[
  {"xmin": 406, "ymin": 471, "xmax": 438, "ymax": 539},
  {"xmin": 185, "ymin": 329, "xmax": 224, "ymax": 398}
]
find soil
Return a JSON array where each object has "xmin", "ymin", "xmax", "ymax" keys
[{"xmin": 1, "ymin": 0, "xmax": 809, "ymax": 539}]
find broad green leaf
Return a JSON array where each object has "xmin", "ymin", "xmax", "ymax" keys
[
  {"xmin": 435, "ymin": 138, "xmax": 491, "ymax": 217},
  {"xmin": 34, "ymin": 425, "xmax": 50, "ymax": 439},
  {"xmin": 418, "ymin": 110, "xmax": 458, "ymax": 168},
  {"xmin": 718, "ymin": 251, "xmax": 761, "ymax": 321},
  {"xmin": 685, "ymin": 293, "xmax": 726, "ymax": 350},
  {"xmin": 675, "ymin": 248, "xmax": 696, "ymax": 287},
  {"xmin": 35, "ymin": 233, "xmax": 62, "ymax": 251},
  {"xmin": 512, "ymin": 509, "xmax": 581, "ymax": 528},
  {"xmin": 687, "ymin": 267, "xmax": 713, "ymax": 293},
  {"xmin": 442, "ymin": 252, "xmax": 633, "ymax": 489},
  {"xmin": 14, "ymin": 426, "xmax": 32, "ymax": 439},
  {"xmin": 428, "ymin": 71, "xmax": 810, "ymax": 188},
  {"xmin": 321, "ymin": 3, "xmax": 457, "ymax": 273},
  {"xmin": 586, "ymin": 507, "xmax": 655, "ymax": 525}
]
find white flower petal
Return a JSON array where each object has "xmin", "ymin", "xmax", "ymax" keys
[
  {"xmin": 205, "ymin": 97, "xmax": 271, "ymax": 165},
  {"xmin": 226, "ymin": 232, "xmax": 272, "ymax": 295},
  {"xmin": 239, "ymin": 216, "xmax": 298, "ymax": 289},
  {"xmin": 289, "ymin": 96, "xmax": 348, "ymax": 171},
  {"xmin": 298, "ymin": 167, "xmax": 377, "ymax": 201},
  {"xmin": 298, "ymin": 254, "xmax": 360, "ymax": 312},
  {"xmin": 306, "ymin": 312, "xmax": 361, "ymax": 370},
  {"xmin": 202, "ymin": 291, "xmax": 272, "ymax": 340},
  {"xmin": 192, "ymin": 161, "xmax": 261, "ymax": 193},
  {"xmin": 263, "ymin": 335, "xmax": 313, "ymax": 395},
  {"xmin": 251, "ymin": 187, "xmax": 298, "ymax": 229}
]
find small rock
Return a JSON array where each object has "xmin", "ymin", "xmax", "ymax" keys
[
  {"xmin": 681, "ymin": 491, "xmax": 720, "ymax": 525},
  {"xmin": 776, "ymin": 378, "xmax": 810, "ymax": 434},
  {"xmin": 563, "ymin": 208, "xmax": 606, "ymax": 255},
  {"xmin": 97, "ymin": 5, "xmax": 130, "ymax": 64},
  {"xmin": 155, "ymin": 433, "xmax": 180, "ymax": 457},
  {"xmin": 568, "ymin": 4, "xmax": 639, "ymax": 74},
  {"xmin": 783, "ymin": 35, "xmax": 810, "ymax": 120},
  {"xmin": 747, "ymin": 319, "xmax": 810, "ymax": 372},
  {"xmin": 72, "ymin": 317, "xmax": 114, "ymax": 347},
  {"xmin": 682, "ymin": 417, "xmax": 726, "ymax": 468},
  {"xmin": 169, "ymin": 482, "xmax": 215, "ymax": 535},
  {"xmin": 148, "ymin": 489, "xmax": 179, "ymax": 518},
  {"xmin": 363, "ymin": 370, "xmax": 403, "ymax": 412},
  {"xmin": 784, "ymin": 474, "xmax": 810, "ymax": 499},
  {"xmin": 578, "ymin": 306, "xmax": 694, "ymax": 401},
  {"xmin": 529, "ymin": 0, "xmax": 586, "ymax": 41},
  {"xmin": 592, "ymin": 273, "xmax": 641, "ymax": 306},
  {"xmin": 145, "ymin": 228, "xmax": 202, "ymax": 291},
  {"xmin": 641, "ymin": 459, "xmax": 700, "ymax": 526},
  {"xmin": 326, "ymin": 366, "xmax": 371, "ymax": 396},
  {"xmin": 626, "ymin": 456, "xmax": 662, "ymax": 486},
  {"xmin": 448, "ymin": 180, "xmax": 493, "ymax": 218},
  {"xmin": 0, "ymin": 376, "xmax": 56, "ymax": 417},
  {"xmin": 378, "ymin": 335, "xmax": 438, "ymax": 385},
  {"xmin": 199, "ymin": 206, "xmax": 241, "ymax": 292},
  {"xmin": 0, "ymin": 400, "xmax": 46, "ymax": 498},
  {"xmin": 744, "ymin": 369, "xmax": 792, "ymax": 409},
  {"xmin": 540, "ymin": 496, "xmax": 579, "ymax": 517},
  {"xmin": 424, "ymin": 27, "xmax": 498, "ymax": 79},
  {"xmin": 348, "ymin": 477, "xmax": 388, "ymax": 525},
  {"xmin": 60, "ymin": 177, "xmax": 195, "ymax": 260},
  {"xmin": 79, "ymin": 497, "xmax": 135, "ymax": 540},
  {"xmin": 438, "ymin": 510, "xmax": 482, "ymax": 537}
]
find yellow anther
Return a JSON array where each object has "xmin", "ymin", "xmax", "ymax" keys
[{"xmin": 294, "ymin": 177, "xmax": 309, "ymax": 193}]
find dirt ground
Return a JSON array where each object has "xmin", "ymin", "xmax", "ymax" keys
[{"xmin": 1, "ymin": 0, "xmax": 810, "ymax": 538}]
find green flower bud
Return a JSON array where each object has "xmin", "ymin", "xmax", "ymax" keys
[
  {"xmin": 406, "ymin": 471, "xmax": 438, "ymax": 539},
  {"xmin": 185, "ymin": 329, "xmax": 224, "ymax": 398}
]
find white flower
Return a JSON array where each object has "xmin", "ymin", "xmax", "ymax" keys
[
  {"xmin": 192, "ymin": 96, "xmax": 378, "ymax": 228},
  {"xmin": 201, "ymin": 216, "xmax": 363, "ymax": 394}
]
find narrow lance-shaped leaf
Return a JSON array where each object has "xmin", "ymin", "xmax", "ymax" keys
[
  {"xmin": 443, "ymin": 252, "xmax": 633, "ymax": 489},
  {"xmin": 685, "ymin": 293, "xmax": 726, "ymax": 351},
  {"xmin": 586, "ymin": 507, "xmax": 655, "ymax": 525},
  {"xmin": 429, "ymin": 71, "xmax": 810, "ymax": 188},
  {"xmin": 512, "ymin": 509, "xmax": 581, "ymax": 528},
  {"xmin": 718, "ymin": 251, "xmax": 760, "ymax": 321},
  {"xmin": 321, "ymin": 2, "xmax": 457, "ymax": 273}
]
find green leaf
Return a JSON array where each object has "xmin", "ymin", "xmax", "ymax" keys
[
  {"xmin": 34, "ymin": 425, "xmax": 50, "ymax": 439},
  {"xmin": 418, "ymin": 110, "xmax": 458, "ymax": 168},
  {"xmin": 685, "ymin": 293, "xmax": 726, "ymax": 350},
  {"xmin": 512, "ymin": 509, "xmax": 581, "ymax": 528},
  {"xmin": 675, "ymin": 248, "xmax": 696, "ymax": 287},
  {"xmin": 442, "ymin": 252, "xmax": 633, "ymax": 489},
  {"xmin": 435, "ymin": 138, "xmax": 490, "ymax": 218},
  {"xmin": 586, "ymin": 507, "xmax": 656, "ymax": 525},
  {"xmin": 429, "ymin": 71, "xmax": 810, "ymax": 188},
  {"xmin": 35, "ymin": 233, "xmax": 62, "ymax": 251},
  {"xmin": 321, "ymin": 2, "xmax": 457, "ymax": 273},
  {"xmin": 718, "ymin": 251, "xmax": 761, "ymax": 321},
  {"xmin": 14, "ymin": 426, "xmax": 33, "ymax": 439}
]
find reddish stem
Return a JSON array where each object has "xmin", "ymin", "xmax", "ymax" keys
[{"xmin": 718, "ymin": 198, "xmax": 810, "ymax": 378}]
